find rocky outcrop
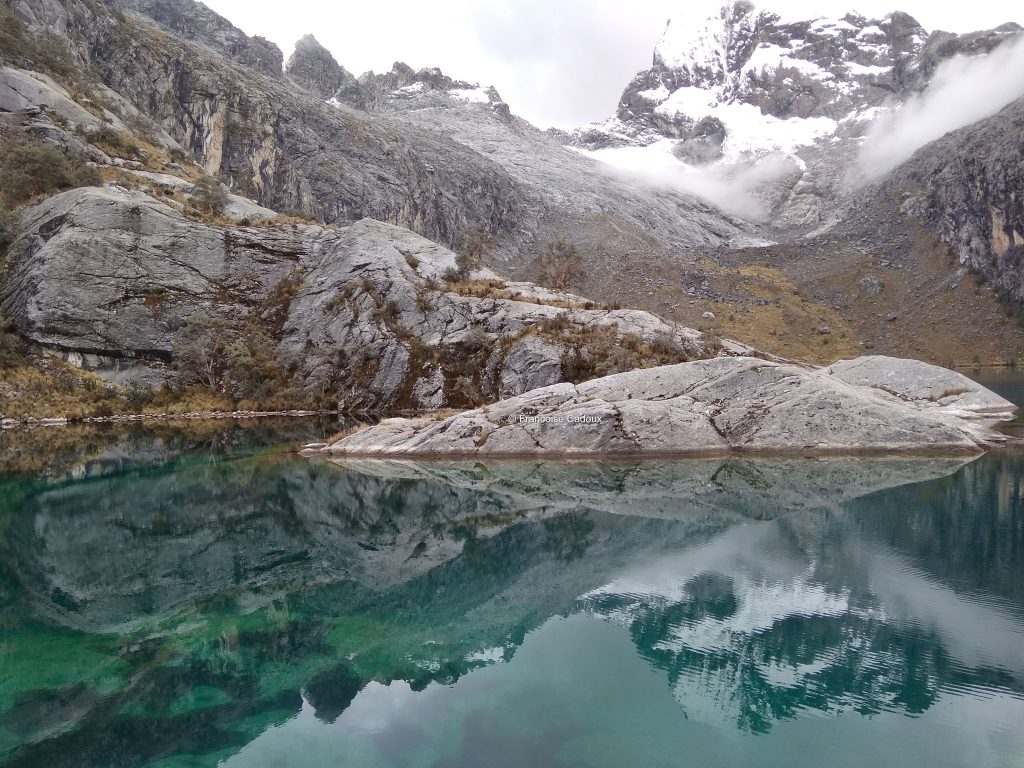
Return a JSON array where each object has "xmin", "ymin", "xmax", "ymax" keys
[
  {"xmin": 116, "ymin": 0, "xmax": 284, "ymax": 77},
  {"xmin": 892, "ymin": 97, "xmax": 1024, "ymax": 304},
  {"xmin": 0, "ymin": 186, "xmax": 726, "ymax": 407},
  {"xmin": 317, "ymin": 355, "xmax": 1016, "ymax": 455},
  {"xmin": 285, "ymin": 34, "xmax": 358, "ymax": 101}
]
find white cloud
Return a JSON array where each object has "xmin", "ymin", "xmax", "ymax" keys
[
  {"xmin": 857, "ymin": 35, "xmax": 1024, "ymax": 179},
  {"xmin": 573, "ymin": 141, "xmax": 800, "ymax": 222}
]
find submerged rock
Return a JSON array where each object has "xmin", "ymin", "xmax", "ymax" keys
[{"xmin": 318, "ymin": 356, "xmax": 1016, "ymax": 456}]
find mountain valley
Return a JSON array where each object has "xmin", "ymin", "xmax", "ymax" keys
[{"xmin": 1, "ymin": 0, "xmax": 1023, "ymax": 419}]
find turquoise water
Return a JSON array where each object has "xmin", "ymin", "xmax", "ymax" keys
[{"xmin": 0, "ymin": 423, "xmax": 1023, "ymax": 767}]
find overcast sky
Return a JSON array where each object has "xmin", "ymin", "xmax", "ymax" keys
[{"xmin": 202, "ymin": 0, "xmax": 1021, "ymax": 128}]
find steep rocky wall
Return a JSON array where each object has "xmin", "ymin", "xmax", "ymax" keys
[
  {"xmin": 5, "ymin": 0, "xmax": 751, "ymax": 261},
  {"xmin": 893, "ymin": 97, "xmax": 1024, "ymax": 304}
]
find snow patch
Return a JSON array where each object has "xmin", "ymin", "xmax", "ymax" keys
[
  {"xmin": 655, "ymin": 97, "xmax": 836, "ymax": 160},
  {"xmin": 857, "ymin": 25, "xmax": 886, "ymax": 39},
  {"xmin": 654, "ymin": 11, "xmax": 729, "ymax": 76},
  {"xmin": 449, "ymin": 87, "xmax": 491, "ymax": 104},
  {"xmin": 638, "ymin": 85, "xmax": 670, "ymax": 102},
  {"xmin": 845, "ymin": 62, "xmax": 890, "ymax": 77},
  {"xmin": 745, "ymin": 44, "xmax": 833, "ymax": 79},
  {"xmin": 393, "ymin": 82, "xmax": 424, "ymax": 95}
]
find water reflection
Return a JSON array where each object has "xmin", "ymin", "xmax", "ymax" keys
[{"xmin": 0, "ymin": 441, "xmax": 1022, "ymax": 767}]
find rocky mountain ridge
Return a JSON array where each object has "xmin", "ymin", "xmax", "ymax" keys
[
  {"xmin": 571, "ymin": 2, "xmax": 1022, "ymax": 230},
  {"xmin": 4, "ymin": 0, "xmax": 753, "ymax": 254}
]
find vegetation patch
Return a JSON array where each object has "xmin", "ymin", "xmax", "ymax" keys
[
  {"xmin": 535, "ymin": 235, "xmax": 584, "ymax": 290},
  {"xmin": 0, "ymin": 134, "xmax": 101, "ymax": 208}
]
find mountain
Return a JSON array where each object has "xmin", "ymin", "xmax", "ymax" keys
[
  {"xmin": 4, "ymin": 0, "xmax": 754, "ymax": 254},
  {"xmin": 1, "ymin": 0, "xmax": 1023, "ymax": 422},
  {"xmin": 572, "ymin": 2, "xmax": 1021, "ymax": 228},
  {"xmin": 567, "ymin": 2, "xmax": 1024, "ymax": 363},
  {"xmin": 0, "ymin": 0, "xmax": 765, "ymax": 414}
]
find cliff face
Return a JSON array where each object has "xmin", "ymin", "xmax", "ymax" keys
[
  {"xmin": 3, "ymin": 0, "xmax": 753, "ymax": 258},
  {"xmin": 893, "ymin": 98, "xmax": 1024, "ymax": 304},
  {"xmin": 2, "ymin": 0, "xmax": 1023, "ymax": 387}
]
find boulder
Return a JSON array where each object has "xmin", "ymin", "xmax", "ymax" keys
[{"xmin": 319, "ymin": 356, "xmax": 1016, "ymax": 456}]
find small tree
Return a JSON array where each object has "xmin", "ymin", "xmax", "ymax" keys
[
  {"xmin": 537, "ymin": 235, "xmax": 583, "ymax": 290},
  {"xmin": 0, "ymin": 314, "xmax": 27, "ymax": 369},
  {"xmin": 449, "ymin": 226, "xmax": 495, "ymax": 281},
  {"xmin": 173, "ymin": 316, "xmax": 284, "ymax": 401},
  {"xmin": 172, "ymin": 316, "xmax": 230, "ymax": 390},
  {"xmin": 0, "ymin": 136, "xmax": 75, "ymax": 206},
  {"xmin": 190, "ymin": 175, "xmax": 229, "ymax": 215}
]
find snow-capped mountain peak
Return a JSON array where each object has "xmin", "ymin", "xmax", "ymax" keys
[
  {"xmin": 653, "ymin": 1, "xmax": 764, "ymax": 87},
  {"xmin": 567, "ymin": 4, "xmax": 940, "ymax": 224}
]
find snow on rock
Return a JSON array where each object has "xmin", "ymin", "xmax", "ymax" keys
[
  {"xmin": 568, "ymin": 3, "xmax": 941, "ymax": 225},
  {"xmin": 449, "ymin": 86, "xmax": 492, "ymax": 104}
]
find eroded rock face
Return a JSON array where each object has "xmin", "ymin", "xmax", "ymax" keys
[
  {"xmin": 116, "ymin": 0, "xmax": 285, "ymax": 77},
  {"xmin": 285, "ymin": 34, "xmax": 358, "ymax": 101},
  {"xmin": 1, "ymin": 187, "xmax": 723, "ymax": 409},
  {"xmin": 5, "ymin": 0, "xmax": 754, "ymax": 261},
  {"xmin": 0, "ymin": 187, "xmax": 302, "ymax": 361},
  {"xmin": 276, "ymin": 214, "xmax": 722, "ymax": 409},
  {"xmin": 891, "ymin": 97, "xmax": 1024, "ymax": 304},
  {"xmin": 320, "ymin": 356, "xmax": 1016, "ymax": 455}
]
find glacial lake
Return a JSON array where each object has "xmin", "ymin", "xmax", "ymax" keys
[{"xmin": 0, "ymin": 414, "xmax": 1023, "ymax": 767}]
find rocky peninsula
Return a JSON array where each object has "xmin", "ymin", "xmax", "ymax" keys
[{"xmin": 309, "ymin": 356, "xmax": 1017, "ymax": 456}]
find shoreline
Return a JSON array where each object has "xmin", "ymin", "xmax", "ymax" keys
[
  {"xmin": 304, "ymin": 444, "xmax": 998, "ymax": 460},
  {"xmin": 1, "ymin": 409, "xmax": 337, "ymax": 430}
]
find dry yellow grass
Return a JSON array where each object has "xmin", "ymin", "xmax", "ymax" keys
[{"xmin": 0, "ymin": 364, "xmax": 128, "ymax": 420}]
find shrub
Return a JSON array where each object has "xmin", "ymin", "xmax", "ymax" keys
[
  {"xmin": 172, "ymin": 316, "xmax": 229, "ymax": 390},
  {"xmin": 190, "ymin": 175, "xmax": 229, "ymax": 215},
  {"xmin": 0, "ymin": 208, "xmax": 18, "ymax": 255},
  {"xmin": 701, "ymin": 325, "xmax": 723, "ymax": 355},
  {"xmin": 172, "ymin": 316, "xmax": 286, "ymax": 402},
  {"xmin": 224, "ymin": 326, "xmax": 282, "ymax": 401},
  {"xmin": 460, "ymin": 325, "xmax": 490, "ymax": 354},
  {"xmin": 85, "ymin": 125, "xmax": 141, "ymax": 158},
  {"xmin": 460, "ymin": 226, "xmax": 495, "ymax": 261},
  {"xmin": 0, "ymin": 315, "xmax": 27, "ymax": 369},
  {"xmin": 382, "ymin": 299, "xmax": 401, "ymax": 321},
  {"xmin": 0, "ymin": 8, "xmax": 76, "ymax": 79},
  {"xmin": 450, "ymin": 226, "xmax": 495, "ymax": 281},
  {"xmin": 0, "ymin": 135, "xmax": 98, "ymax": 206},
  {"xmin": 536, "ymin": 235, "xmax": 583, "ymax": 290},
  {"xmin": 124, "ymin": 382, "xmax": 155, "ymax": 411},
  {"xmin": 649, "ymin": 332, "xmax": 684, "ymax": 358}
]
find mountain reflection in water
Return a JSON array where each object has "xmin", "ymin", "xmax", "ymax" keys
[{"xmin": 0, "ymin": 431, "xmax": 1022, "ymax": 768}]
